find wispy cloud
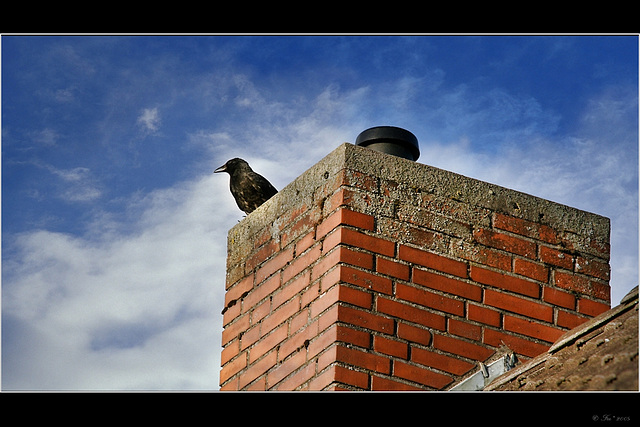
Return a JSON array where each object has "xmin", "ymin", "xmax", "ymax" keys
[
  {"xmin": 30, "ymin": 128, "xmax": 60, "ymax": 146},
  {"xmin": 45, "ymin": 164, "xmax": 102, "ymax": 202},
  {"xmin": 2, "ymin": 174, "xmax": 233, "ymax": 389},
  {"xmin": 137, "ymin": 107, "xmax": 161, "ymax": 134}
]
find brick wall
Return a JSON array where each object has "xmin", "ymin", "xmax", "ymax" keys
[{"xmin": 219, "ymin": 143, "xmax": 611, "ymax": 390}]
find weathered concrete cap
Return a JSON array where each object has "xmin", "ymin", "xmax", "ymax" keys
[{"xmin": 355, "ymin": 126, "xmax": 420, "ymax": 161}]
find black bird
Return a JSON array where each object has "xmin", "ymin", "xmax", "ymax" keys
[{"xmin": 214, "ymin": 158, "xmax": 278, "ymax": 214}]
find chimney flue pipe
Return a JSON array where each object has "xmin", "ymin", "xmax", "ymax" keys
[{"xmin": 355, "ymin": 126, "xmax": 420, "ymax": 161}]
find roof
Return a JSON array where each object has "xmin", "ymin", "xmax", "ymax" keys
[{"xmin": 484, "ymin": 286, "xmax": 638, "ymax": 391}]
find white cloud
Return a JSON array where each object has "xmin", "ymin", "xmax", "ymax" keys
[
  {"xmin": 2, "ymin": 173, "xmax": 235, "ymax": 390},
  {"xmin": 137, "ymin": 107, "xmax": 161, "ymax": 133},
  {"xmin": 30, "ymin": 128, "xmax": 59, "ymax": 146},
  {"xmin": 46, "ymin": 165, "xmax": 102, "ymax": 202}
]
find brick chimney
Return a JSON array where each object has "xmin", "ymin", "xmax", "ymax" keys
[{"xmin": 219, "ymin": 138, "xmax": 611, "ymax": 391}]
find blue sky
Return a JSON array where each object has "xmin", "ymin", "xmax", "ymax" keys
[{"xmin": 2, "ymin": 35, "xmax": 638, "ymax": 390}]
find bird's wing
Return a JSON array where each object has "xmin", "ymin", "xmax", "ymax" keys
[{"xmin": 230, "ymin": 172, "xmax": 277, "ymax": 214}]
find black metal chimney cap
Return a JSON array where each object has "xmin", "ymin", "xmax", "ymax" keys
[{"xmin": 355, "ymin": 126, "xmax": 420, "ymax": 161}]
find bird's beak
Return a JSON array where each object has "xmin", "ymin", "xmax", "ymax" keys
[{"xmin": 213, "ymin": 164, "xmax": 226, "ymax": 173}]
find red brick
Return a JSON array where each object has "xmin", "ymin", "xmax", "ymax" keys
[
  {"xmin": 242, "ymin": 274, "xmax": 281, "ymax": 315},
  {"xmin": 280, "ymin": 208, "xmax": 321, "ymax": 248},
  {"xmin": 396, "ymin": 283, "xmax": 464, "ymax": 316},
  {"xmin": 374, "ymin": 335, "xmax": 409, "ymax": 359},
  {"xmin": 318, "ymin": 266, "xmax": 341, "ymax": 292},
  {"xmin": 272, "ymin": 357, "xmax": 316, "ymax": 391},
  {"xmin": 377, "ymin": 297, "xmax": 446, "ymax": 331},
  {"xmin": 411, "ymin": 347, "xmax": 476, "ymax": 376},
  {"xmin": 301, "ymin": 282, "xmax": 321, "ymax": 310},
  {"xmin": 587, "ymin": 238, "xmax": 611, "ymax": 261},
  {"xmin": 306, "ymin": 367, "xmax": 340, "ymax": 391},
  {"xmin": 222, "ymin": 299, "xmax": 242, "ymax": 326},
  {"xmin": 251, "ymin": 299, "xmax": 271, "ymax": 325},
  {"xmin": 513, "ymin": 258, "xmax": 549, "ymax": 283},
  {"xmin": 503, "ymin": 315, "xmax": 565, "ymax": 344},
  {"xmin": 290, "ymin": 306, "xmax": 310, "ymax": 333},
  {"xmin": 397, "ymin": 322, "xmax": 432, "ymax": 346},
  {"xmin": 393, "ymin": 360, "xmax": 453, "ymax": 389},
  {"xmin": 220, "ymin": 353, "xmax": 247, "ymax": 384},
  {"xmin": 246, "ymin": 377, "xmax": 267, "ymax": 391},
  {"xmin": 261, "ymin": 298, "xmax": 300, "ymax": 336},
  {"xmin": 470, "ymin": 265, "xmax": 540, "ymax": 298},
  {"xmin": 448, "ymin": 318, "xmax": 482, "ymax": 341},
  {"xmin": 255, "ymin": 246, "xmax": 293, "ymax": 284},
  {"xmin": 279, "ymin": 320, "xmax": 318, "ymax": 362},
  {"xmin": 399, "ymin": 244, "xmax": 467, "ymax": 278},
  {"xmin": 310, "ymin": 285, "xmax": 340, "ymax": 319},
  {"xmin": 542, "ymin": 286, "xmax": 575, "ymax": 310},
  {"xmin": 326, "ymin": 385, "xmax": 351, "ymax": 391},
  {"xmin": 413, "ymin": 268, "xmax": 482, "ymax": 302},
  {"xmin": 336, "ymin": 304, "xmax": 395, "ymax": 334},
  {"xmin": 220, "ymin": 352, "xmax": 247, "ymax": 385},
  {"xmin": 339, "ymin": 285, "xmax": 373, "ymax": 309},
  {"xmin": 282, "ymin": 243, "xmax": 321, "ymax": 284},
  {"xmin": 238, "ymin": 350, "xmax": 278, "ymax": 389},
  {"xmin": 484, "ymin": 289, "xmax": 553, "ymax": 322},
  {"xmin": 311, "ymin": 248, "xmax": 341, "ymax": 280},
  {"xmin": 473, "ymin": 228, "xmax": 536, "ymax": 259},
  {"xmin": 312, "ymin": 246, "xmax": 374, "ymax": 281},
  {"xmin": 468, "ymin": 303, "xmax": 502, "ymax": 328},
  {"xmin": 254, "ymin": 227, "xmax": 273, "ymax": 250},
  {"xmin": 554, "ymin": 271, "xmax": 610, "ymax": 301},
  {"xmin": 433, "ymin": 334, "xmax": 494, "ymax": 361},
  {"xmin": 249, "ymin": 324, "xmax": 289, "ymax": 363},
  {"xmin": 220, "ymin": 379, "xmax": 238, "ymax": 390},
  {"xmin": 450, "ymin": 241, "xmax": 512, "ymax": 272},
  {"xmin": 371, "ymin": 375, "xmax": 424, "ymax": 391},
  {"xmin": 539, "ymin": 245, "xmax": 574, "ymax": 269},
  {"xmin": 387, "ymin": 221, "xmax": 445, "ymax": 249},
  {"xmin": 225, "ymin": 274, "xmax": 254, "ymax": 307},
  {"xmin": 397, "ymin": 207, "xmax": 472, "ymax": 240},
  {"xmin": 376, "ymin": 256, "xmax": 410, "ymax": 281},
  {"xmin": 578, "ymin": 298, "xmax": 611, "ymax": 317},
  {"xmin": 240, "ymin": 324, "xmax": 261, "ymax": 351},
  {"xmin": 483, "ymin": 328, "xmax": 550, "ymax": 358},
  {"xmin": 294, "ymin": 230, "xmax": 316, "ymax": 255},
  {"xmin": 334, "ymin": 324, "xmax": 371, "ymax": 348},
  {"xmin": 556, "ymin": 309, "xmax": 589, "ymax": 330},
  {"xmin": 323, "ymin": 188, "xmax": 354, "ymax": 214},
  {"xmin": 575, "ymin": 256, "xmax": 610, "ymax": 281},
  {"xmin": 306, "ymin": 323, "xmax": 371, "ymax": 363},
  {"xmin": 266, "ymin": 349, "xmax": 307, "ymax": 388},
  {"xmin": 333, "ymin": 345, "xmax": 391, "ymax": 375},
  {"xmin": 222, "ymin": 313, "xmax": 250, "ymax": 346},
  {"xmin": 246, "ymin": 239, "xmax": 280, "ymax": 272},
  {"xmin": 221, "ymin": 339, "xmax": 240, "ymax": 366},
  {"xmin": 317, "ymin": 303, "xmax": 340, "ymax": 334},
  {"xmin": 323, "ymin": 227, "xmax": 395, "ymax": 257},
  {"xmin": 312, "ymin": 283, "xmax": 372, "ymax": 317},
  {"xmin": 493, "ymin": 213, "xmax": 558, "ymax": 244},
  {"xmin": 277, "ymin": 204, "xmax": 311, "ymax": 233},
  {"xmin": 310, "ymin": 364, "xmax": 370, "ymax": 390},
  {"xmin": 338, "ymin": 265, "xmax": 393, "ymax": 295},
  {"xmin": 273, "ymin": 270, "xmax": 310, "ymax": 310},
  {"xmin": 337, "ymin": 246, "xmax": 375, "ymax": 270},
  {"xmin": 317, "ymin": 208, "xmax": 375, "ymax": 239},
  {"xmin": 306, "ymin": 325, "xmax": 338, "ymax": 360}
]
